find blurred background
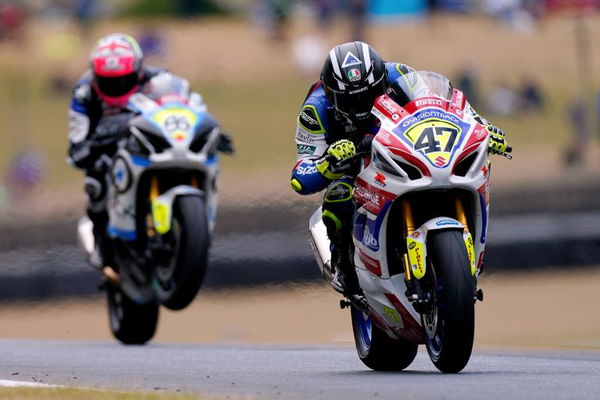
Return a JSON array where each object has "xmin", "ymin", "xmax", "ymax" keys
[{"xmin": 0, "ymin": 0, "xmax": 599, "ymax": 348}]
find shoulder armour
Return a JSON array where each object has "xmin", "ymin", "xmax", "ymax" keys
[
  {"xmin": 298, "ymin": 104, "xmax": 325, "ymax": 134},
  {"xmin": 72, "ymin": 81, "xmax": 92, "ymax": 104}
]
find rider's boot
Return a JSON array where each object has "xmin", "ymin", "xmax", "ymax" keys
[
  {"xmin": 330, "ymin": 234, "xmax": 359, "ymax": 296},
  {"xmin": 88, "ymin": 208, "xmax": 114, "ymax": 268}
]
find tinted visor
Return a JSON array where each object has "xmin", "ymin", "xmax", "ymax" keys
[
  {"xmin": 332, "ymin": 80, "xmax": 386, "ymax": 120},
  {"xmin": 95, "ymin": 72, "xmax": 139, "ymax": 97}
]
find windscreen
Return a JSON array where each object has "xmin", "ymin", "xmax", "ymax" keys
[
  {"xmin": 143, "ymin": 73, "xmax": 191, "ymax": 103},
  {"xmin": 389, "ymin": 70, "xmax": 453, "ymax": 104}
]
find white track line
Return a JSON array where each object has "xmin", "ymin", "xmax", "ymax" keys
[{"xmin": 0, "ymin": 379, "xmax": 62, "ymax": 388}]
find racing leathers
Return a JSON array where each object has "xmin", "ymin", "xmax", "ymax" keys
[{"xmin": 290, "ymin": 62, "xmax": 508, "ymax": 294}]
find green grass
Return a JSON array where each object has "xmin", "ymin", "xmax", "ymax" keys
[
  {"xmin": 0, "ymin": 65, "xmax": 584, "ymax": 189},
  {"xmin": 0, "ymin": 386, "xmax": 208, "ymax": 400}
]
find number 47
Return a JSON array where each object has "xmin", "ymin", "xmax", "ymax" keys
[{"xmin": 414, "ymin": 126, "xmax": 459, "ymax": 154}]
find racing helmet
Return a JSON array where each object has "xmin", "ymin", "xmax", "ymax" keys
[
  {"xmin": 90, "ymin": 33, "xmax": 143, "ymax": 106},
  {"xmin": 321, "ymin": 41, "xmax": 387, "ymax": 121}
]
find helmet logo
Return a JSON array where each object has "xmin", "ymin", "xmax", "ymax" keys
[
  {"xmin": 347, "ymin": 68, "xmax": 361, "ymax": 82},
  {"xmin": 341, "ymin": 52, "xmax": 362, "ymax": 68}
]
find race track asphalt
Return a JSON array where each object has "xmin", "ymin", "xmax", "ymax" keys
[{"xmin": 0, "ymin": 339, "xmax": 599, "ymax": 400}]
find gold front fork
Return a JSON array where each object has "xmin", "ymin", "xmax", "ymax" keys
[
  {"xmin": 455, "ymin": 196, "xmax": 468, "ymax": 231},
  {"xmin": 147, "ymin": 175, "xmax": 160, "ymax": 237},
  {"xmin": 402, "ymin": 198, "xmax": 415, "ymax": 281}
]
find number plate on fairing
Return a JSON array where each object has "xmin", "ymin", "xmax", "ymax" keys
[{"xmin": 394, "ymin": 109, "xmax": 472, "ymax": 169}]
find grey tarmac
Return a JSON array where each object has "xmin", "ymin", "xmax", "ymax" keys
[{"xmin": 0, "ymin": 339, "xmax": 599, "ymax": 400}]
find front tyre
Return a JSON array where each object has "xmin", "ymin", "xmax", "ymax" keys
[
  {"xmin": 351, "ymin": 306, "xmax": 418, "ymax": 371},
  {"xmin": 423, "ymin": 230, "xmax": 475, "ymax": 373},
  {"xmin": 107, "ymin": 284, "xmax": 159, "ymax": 345},
  {"xmin": 154, "ymin": 196, "xmax": 209, "ymax": 310}
]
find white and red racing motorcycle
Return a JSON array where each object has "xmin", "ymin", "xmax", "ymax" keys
[{"xmin": 309, "ymin": 71, "xmax": 511, "ymax": 373}]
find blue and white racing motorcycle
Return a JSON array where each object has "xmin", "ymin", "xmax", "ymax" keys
[{"xmin": 78, "ymin": 74, "xmax": 230, "ymax": 344}]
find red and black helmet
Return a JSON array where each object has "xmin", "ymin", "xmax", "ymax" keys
[
  {"xmin": 90, "ymin": 33, "xmax": 143, "ymax": 106},
  {"xmin": 320, "ymin": 41, "xmax": 387, "ymax": 121}
]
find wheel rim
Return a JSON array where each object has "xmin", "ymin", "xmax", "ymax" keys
[
  {"xmin": 423, "ymin": 263, "xmax": 444, "ymax": 359},
  {"xmin": 109, "ymin": 288, "xmax": 124, "ymax": 332},
  {"xmin": 154, "ymin": 219, "xmax": 182, "ymax": 295},
  {"xmin": 354, "ymin": 308, "xmax": 372, "ymax": 351}
]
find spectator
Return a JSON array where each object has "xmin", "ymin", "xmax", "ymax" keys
[
  {"xmin": 520, "ymin": 77, "xmax": 544, "ymax": 112},
  {"xmin": 564, "ymin": 97, "xmax": 589, "ymax": 167},
  {"xmin": 488, "ymin": 82, "xmax": 519, "ymax": 116}
]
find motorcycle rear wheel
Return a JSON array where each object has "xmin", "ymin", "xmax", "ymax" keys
[
  {"xmin": 351, "ymin": 306, "xmax": 418, "ymax": 371},
  {"xmin": 154, "ymin": 196, "xmax": 209, "ymax": 310},
  {"xmin": 423, "ymin": 230, "xmax": 475, "ymax": 373},
  {"xmin": 107, "ymin": 284, "xmax": 159, "ymax": 345}
]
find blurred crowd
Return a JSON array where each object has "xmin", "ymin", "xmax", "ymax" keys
[{"xmin": 0, "ymin": 0, "xmax": 599, "ymax": 210}]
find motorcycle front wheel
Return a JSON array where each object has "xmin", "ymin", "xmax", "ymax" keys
[
  {"xmin": 153, "ymin": 195, "xmax": 209, "ymax": 310},
  {"xmin": 107, "ymin": 284, "xmax": 159, "ymax": 345},
  {"xmin": 351, "ymin": 306, "xmax": 418, "ymax": 371},
  {"xmin": 422, "ymin": 230, "xmax": 475, "ymax": 373}
]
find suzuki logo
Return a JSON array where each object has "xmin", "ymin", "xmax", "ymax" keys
[{"xmin": 434, "ymin": 156, "xmax": 446, "ymax": 166}]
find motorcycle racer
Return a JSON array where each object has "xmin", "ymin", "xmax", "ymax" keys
[
  {"xmin": 68, "ymin": 33, "xmax": 233, "ymax": 266},
  {"xmin": 290, "ymin": 41, "xmax": 510, "ymax": 295}
]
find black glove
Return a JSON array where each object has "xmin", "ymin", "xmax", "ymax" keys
[
  {"xmin": 217, "ymin": 131, "xmax": 235, "ymax": 154},
  {"xmin": 93, "ymin": 115, "xmax": 131, "ymax": 148}
]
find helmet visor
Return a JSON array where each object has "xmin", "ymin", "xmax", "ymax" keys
[
  {"xmin": 95, "ymin": 72, "xmax": 139, "ymax": 97},
  {"xmin": 331, "ymin": 80, "xmax": 386, "ymax": 120}
]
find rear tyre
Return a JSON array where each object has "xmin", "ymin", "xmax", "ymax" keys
[
  {"xmin": 351, "ymin": 306, "xmax": 418, "ymax": 371},
  {"xmin": 107, "ymin": 284, "xmax": 159, "ymax": 345},
  {"xmin": 423, "ymin": 230, "xmax": 475, "ymax": 373},
  {"xmin": 154, "ymin": 196, "xmax": 209, "ymax": 310}
]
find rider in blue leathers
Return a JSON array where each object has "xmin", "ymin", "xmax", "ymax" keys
[{"xmin": 290, "ymin": 41, "xmax": 509, "ymax": 295}]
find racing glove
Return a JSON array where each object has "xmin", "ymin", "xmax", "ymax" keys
[
  {"xmin": 316, "ymin": 139, "xmax": 356, "ymax": 180},
  {"xmin": 217, "ymin": 131, "xmax": 235, "ymax": 154},
  {"xmin": 487, "ymin": 125, "xmax": 510, "ymax": 156}
]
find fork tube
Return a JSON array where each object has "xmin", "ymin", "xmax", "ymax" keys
[
  {"xmin": 150, "ymin": 175, "xmax": 159, "ymax": 201},
  {"xmin": 402, "ymin": 199, "xmax": 415, "ymax": 280},
  {"xmin": 455, "ymin": 196, "xmax": 468, "ymax": 230},
  {"xmin": 147, "ymin": 175, "xmax": 160, "ymax": 237}
]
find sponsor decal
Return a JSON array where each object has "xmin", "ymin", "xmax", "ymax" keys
[
  {"xmin": 401, "ymin": 109, "xmax": 461, "ymax": 128},
  {"xmin": 295, "ymin": 164, "xmax": 318, "ymax": 175},
  {"xmin": 341, "ymin": 51, "xmax": 362, "ymax": 68},
  {"xmin": 363, "ymin": 226, "xmax": 379, "ymax": 250},
  {"xmin": 378, "ymin": 96, "xmax": 399, "ymax": 115},
  {"xmin": 374, "ymin": 172, "xmax": 386, "ymax": 187},
  {"xmin": 435, "ymin": 219, "xmax": 459, "ymax": 226},
  {"xmin": 353, "ymin": 177, "xmax": 396, "ymax": 214},
  {"xmin": 478, "ymin": 173, "xmax": 491, "ymax": 206},
  {"xmin": 452, "ymin": 90, "xmax": 464, "ymax": 109},
  {"xmin": 297, "ymin": 144, "xmax": 316, "ymax": 155},
  {"xmin": 383, "ymin": 306, "xmax": 401, "ymax": 324},
  {"xmin": 377, "ymin": 130, "xmax": 392, "ymax": 145},
  {"xmin": 296, "ymin": 129, "xmax": 322, "ymax": 143},
  {"xmin": 383, "ymin": 293, "xmax": 425, "ymax": 342},
  {"xmin": 347, "ymin": 68, "xmax": 361, "ymax": 82},
  {"xmin": 112, "ymin": 157, "xmax": 131, "ymax": 193},
  {"xmin": 407, "ymin": 237, "xmax": 426, "ymax": 279},
  {"xmin": 298, "ymin": 105, "xmax": 325, "ymax": 134},
  {"xmin": 481, "ymin": 163, "xmax": 489, "ymax": 176},
  {"xmin": 416, "ymin": 98, "xmax": 443, "ymax": 107},
  {"xmin": 348, "ymin": 86, "xmax": 368, "ymax": 95}
]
